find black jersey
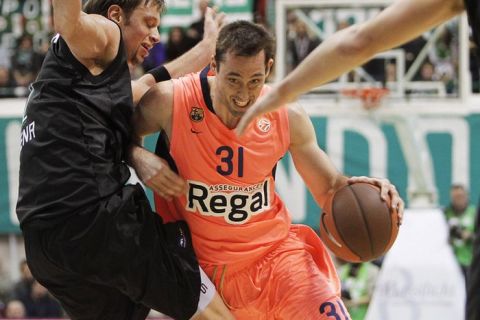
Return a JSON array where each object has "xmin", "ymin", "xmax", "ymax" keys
[
  {"xmin": 16, "ymin": 32, "xmax": 133, "ymax": 228},
  {"xmin": 465, "ymin": 0, "xmax": 480, "ymax": 46}
]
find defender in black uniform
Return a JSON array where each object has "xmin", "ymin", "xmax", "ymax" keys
[
  {"xmin": 234, "ymin": 0, "xmax": 480, "ymax": 319},
  {"xmin": 16, "ymin": 1, "xmax": 232, "ymax": 319},
  {"xmin": 466, "ymin": 4, "xmax": 480, "ymax": 316}
]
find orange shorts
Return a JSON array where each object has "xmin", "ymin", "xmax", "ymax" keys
[{"xmin": 202, "ymin": 225, "xmax": 350, "ymax": 320}]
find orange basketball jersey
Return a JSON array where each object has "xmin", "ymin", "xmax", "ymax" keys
[{"xmin": 154, "ymin": 69, "xmax": 291, "ymax": 266}]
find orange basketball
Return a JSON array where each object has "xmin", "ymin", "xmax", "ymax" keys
[{"xmin": 320, "ymin": 183, "xmax": 399, "ymax": 262}]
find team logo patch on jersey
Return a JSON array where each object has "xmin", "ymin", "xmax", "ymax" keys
[
  {"xmin": 186, "ymin": 179, "xmax": 271, "ymax": 224},
  {"xmin": 20, "ymin": 121, "xmax": 36, "ymax": 147},
  {"xmin": 190, "ymin": 107, "xmax": 204, "ymax": 122},
  {"xmin": 257, "ymin": 118, "xmax": 271, "ymax": 133}
]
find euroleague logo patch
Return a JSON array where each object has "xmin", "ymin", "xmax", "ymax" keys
[
  {"xmin": 190, "ymin": 107, "xmax": 204, "ymax": 122},
  {"xmin": 256, "ymin": 118, "xmax": 271, "ymax": 133}
]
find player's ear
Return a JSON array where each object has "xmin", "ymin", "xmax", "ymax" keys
[
  {"xmin": 265, "ymin": 58, "xmax": 274, "ymax": 77},
  {"xmin": 211, "ymin": 56, "xmax": 217, "ymax": 72},
  {"xmin": 107, "ymin": 5, "xmax": 123, "ymax": 24}
]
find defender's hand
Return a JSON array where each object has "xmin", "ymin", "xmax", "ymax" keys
[
  {"xmin": 203, "ymin": 7, "xmax": 226, "ymax": 41},
  {"xmin": 236, "ymin": 86, "xmax": 286, "ymax": 135},
  {"xmin": 132, "ymin": 147, "xmax": 187, "ymax": 200}
]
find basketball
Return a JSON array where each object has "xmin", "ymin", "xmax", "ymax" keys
[{"xmin": 320, "ymin": 183, "xmax": 399, "ymax": 263}]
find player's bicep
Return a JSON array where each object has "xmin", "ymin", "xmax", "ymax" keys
[
  {"xmin": 132, "ymin": 80, "xmax": 152, "ymax": 106},
  {"xmin": 288, "ymin": 104, "xmax": 346, "ymax": 207},
  {"xmin": 134, "ymin": 81, "xmax": 173, "ymax": 137},
  {"xmin": 62, "ymin": 13, "xmax": 118, "ymax": 62}
]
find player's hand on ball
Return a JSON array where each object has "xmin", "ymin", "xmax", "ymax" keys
[
  {"xmin": 131, "ymin": 148, "xmax": 187, "ymax": 200},
  {"xmin": 347, "ymin": 176, "xmax": 404, "ymax": 225}
]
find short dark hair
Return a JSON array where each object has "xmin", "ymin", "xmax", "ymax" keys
[
  {"xmin": 215, "ymin": 20, "xmax": 275, "ymax": 71},
  {"xmin": 451, "ymin": 184, "xmax": 467, "ymax": 192},
  {"xmin": 83, "ymin": 0, "xmax": 165, "ymax": 19}
]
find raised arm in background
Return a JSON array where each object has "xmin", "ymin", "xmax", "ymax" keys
[{"xmin": 236, "ymin": 0, "xmax": 465, "ymax": 134}]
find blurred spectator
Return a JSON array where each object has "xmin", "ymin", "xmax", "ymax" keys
[
  {"xmin": 444, "ymin": 184, "xmax": 476, "ymax": 282},
  {"xmin": 339, "ymin": 261, "xmax": 380, "ymax": 320},
  {"xmin": 0, "ymin": 65, "xmax": 11, "ymax": 85},
  {"xmin": 253, "ymin": 0, "xmax": 267, "ymax": 26},
  {"xmin": 20, "ymin": 280, "xmax": 62, "ymax": 318},
  {"xmin": 286, "ymin": 10, "xmax": 299, "ymax": 40},
  {"xmin": 4, "ymin": 300, "xmax": 26, "ymax": 319},
  {"xmin": 0, "ymin": 47, "xmax": 15, "ymax": 97},
  {"xmin": 385, "ymin": 61, "xmax": 397, "ymax": 83},
  {"xmin": 142, "ymin": 42, "xmax": 167, "ymax": 72},
  {"xmin": 337, "ymin": 19, "xmax": 352, "ymax": 31},
  {"xmin": 0, "ymin": 299, "xmax": 4, "ymax": 318},
  {"xmin": 11, "ymin": 34, "xmax": 42, "ymax": 88},
  {"xmin": 429, "ymin": 27, "xmax": 458, "ymax": 94},
  {"xmin": 6, "ymin": 261, "xmax": 63, "ymax": 318},
  {"xmin": 469, "ymin": 38, "xmax": 480, "ymax": 93},
  {"xmin": 186, "ymin": 0, "xmax": 209, "ymax": 47},
  {"xmin": 8, "ymin": 260, "xmax": 34, "ymax": 302},
  {"xmin": 0, "ymin": 47, "xmax": 10, "ymax": 68},
  {"xmin": 166, "ymin": 27, "xmax": 193, "ymax": 62},
  {"xmin": 33, "ymin": 37, "xmax": 52, "ymax": 72},
  {"xmin": 0, "ymin": 66, "xmax": 13, "ymax": 87},
  {"xmin": 287, "ymin": 20, "xmax": 320, "ymax": 70},
  {"xmin": 401, "ymin": 36, "xmax": 428, "ymax": 71},
  {"xmin": 419, "ymin": 61, "xmax": 436, "ymax": 81}
]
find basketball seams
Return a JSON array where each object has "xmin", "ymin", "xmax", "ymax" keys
[
  {"xmin": 332, "ymin": 185, "xmax": 369, "ymax": 261},
  {"xmin": 360, "ymin": 184, "xmax": 393, "ymax": 256},
  {"xmin": 349, "ymin": 184, "xmax": 375, "ymax": 260}
]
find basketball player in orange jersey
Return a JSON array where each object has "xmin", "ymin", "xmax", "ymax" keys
[
  {"xmin": 233, "ymin": 1, "xmax": 480, "ymax": 319},
  {"xmin": 130, "ymin": 20, "xmax": 404, "ymax": 319}
]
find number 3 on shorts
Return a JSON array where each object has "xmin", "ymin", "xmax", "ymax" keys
[{"xmin": 319, "ymin": 300, "xmax": 350, "ymax": 319}]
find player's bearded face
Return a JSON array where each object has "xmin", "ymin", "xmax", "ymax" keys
[
  {"xmin": 216, "ymin": 51, "xmax": 271, "ymax": 117},
  {"xmin": 121, "ymin": 4, "xmax": 161, "ymax": 65}
]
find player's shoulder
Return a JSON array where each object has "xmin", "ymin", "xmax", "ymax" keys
[
  {"xmin": 286, "ymin": 102, "xmax": 307, "ymax": 122},
  {"xmin": 286, "ymin": 102, "xmax": 314, "ymax": 144},
  {"xmin": 173, "ymin": 72, "xmax": 203, "ymax": 92},
  {"xmin": 150, "ymin": 79, "xmax": 174, "ymax": 96},
  {"xmin": 141, "ymin": 80, "xmax": 174, "ymax": 112}
]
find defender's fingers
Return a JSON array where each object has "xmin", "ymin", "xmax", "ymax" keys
[
  {"xmin": 216, "ymin": 12, "xmax": 226, "ymax": 27},
  {"xmin": 235, "ymin": 110, "xmax": 256, "ymax": 136}
]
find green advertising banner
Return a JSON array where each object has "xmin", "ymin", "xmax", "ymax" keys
[
  {"xmin": 162, "ymin": 0, "xmax": 253, "ymax": 33},
  {"xmin": 1, "ymin": 107, "xmax": 479, "ymax": 234},
  {"xmin": 0, "ymin": 0, "xmax": 52, "ymax": 54}
]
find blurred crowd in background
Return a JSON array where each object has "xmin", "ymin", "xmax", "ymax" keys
[{"xmin": 0, "ymin": 0, "xmax": 479, "ymax": 99}]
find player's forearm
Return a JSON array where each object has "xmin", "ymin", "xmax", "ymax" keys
[
  {"xmin": 312, "ymin": 174, "xmax": 349, "ymax": 210},
  {"xmin": 127, "ymin": 134, "xmax": 145, "ymax": 168},
  {"xmin": 52, "ymin": 0, "xmax": 82, "ymax": 37},
  {"xmin": 294, "ymin": 145, "xmax": 348, "ymax": 209},
  {"xmin": 164, "ymin": 36, "xmax": 215, "ymax": 78}
]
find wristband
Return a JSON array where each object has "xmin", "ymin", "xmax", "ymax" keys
[{"xmin": 147, "ymin": 65, "xmax": 171, "ymax": 82}]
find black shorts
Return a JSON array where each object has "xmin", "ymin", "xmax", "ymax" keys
[{"xmin": 23, "ymin": 184, "xmax": 200, "ymax": 320}]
